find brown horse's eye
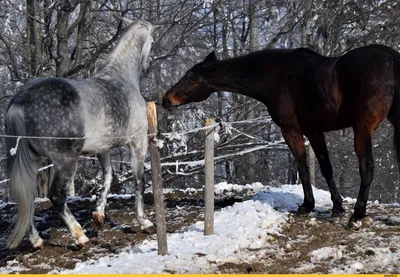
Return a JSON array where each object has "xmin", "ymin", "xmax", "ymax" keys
[{"xmin": 187, "ymin": 72, "xmax": 197, "ymax": 84}]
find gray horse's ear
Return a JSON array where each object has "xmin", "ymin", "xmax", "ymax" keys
[
  {"xmin": 204, "ymin": 51, "xmax": 217, "ymax": 62},
  {"xmin": 121, "ymin": 17, "xmax": 134, "ymax": 26}
]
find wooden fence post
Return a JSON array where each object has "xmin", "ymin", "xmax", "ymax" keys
[
  {"xmin": 204, "ymin": 118, "xmax": 215, "ymax": 235},
  {"xmin": 147, "ymin": 101, "xmax": 168, "ymax": 255}
]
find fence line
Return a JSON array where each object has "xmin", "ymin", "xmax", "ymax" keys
[
  {"xmin": 0, "ymin": 139, "xmax": 287, "ymax": 185},
  {"xmin": 0, "ymin": 116, "xmax": 271, "ymax": 142},
  {"xmin": 0, "ymin": 163, "xmax": 55, "ymax": 184},
  {"xmin": 159, "ymin": 139, "xmax": 287, "ymax": 167},
  {"xmin": 0, "ymin": 134, "xmax": 87, "ymax": 140},
  {"xmin": 0, "ymin": 116, "xmax": 276, "ymax": 185}
]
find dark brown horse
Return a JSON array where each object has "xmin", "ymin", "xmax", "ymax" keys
[{"xmin": 162, "ymin": 44, "xmax": 400, "ymax": 228}]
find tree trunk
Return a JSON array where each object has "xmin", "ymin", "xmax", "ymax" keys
[
  {"xmin": 301, "ymin": 5, "xmax": 316, "ymax": 186},
  {"xmin": 287, "ymin": 152, "xmax": 297, "ymax": 184},
  {"xmin": 242, "ymin": 0, "xmax": 259, "ymax": 182},
  {"xmin": 73, "ymin": 0, "xmax": 90, "ymax": 77},
  {"xmin": 26, "ymin": 0, "xmax": 41, "ymax": 78},
  {"xmin": 56, "ymin": 1, "xmax": 72, "ymax": 77},
  {"xmin": 220, "ymin": 5, "xmax": 233, "ymax": 180}
]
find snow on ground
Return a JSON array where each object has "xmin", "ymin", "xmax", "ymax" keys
[
  {"xmin": 58, "ymin": 184, "xmax": 343, "ymax": 273},
  {"xmin": 0, "ymin": 200, "xmax": 7, "ymax": 209},
  {"xmin": 1, "ymin": 182, "xmax": 399, "ymax": 274},
  {"xmin": 59, "ymin": 182, "xmax": 292, "ymax": 274}
]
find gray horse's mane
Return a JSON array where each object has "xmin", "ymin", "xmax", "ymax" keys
[{"xmin": 107, "ymin": 21, "xmax": 153, "ymax": 73}]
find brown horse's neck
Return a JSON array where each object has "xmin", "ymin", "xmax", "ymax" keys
[{"xmin": 209, "ymin": 49, "xmax": 291, "ymax": 103}]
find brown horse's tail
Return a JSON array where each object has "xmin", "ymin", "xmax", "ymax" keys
[{"xmin": 392, "ymin": 55, "xmax": 400, "ymax": 171}]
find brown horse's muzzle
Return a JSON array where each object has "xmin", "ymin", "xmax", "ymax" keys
[
  {"xmin": 162, "ymin": 93, "xmax": 185, "ymax": 110},
  {"xmin": 162, "ymin": 96, "xmax": 174, "ymax": 110}
]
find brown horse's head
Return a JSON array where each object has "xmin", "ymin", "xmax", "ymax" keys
[{"xmin": 162, "ymin": 52, "xmax": 218, "ymax": 110}]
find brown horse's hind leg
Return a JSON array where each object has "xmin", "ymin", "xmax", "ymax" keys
[
  {"xmin": 307, "ymin": 132, "xmax": 344, "ymax": 217},
  {"xmin": 281, "ymin": 128, "xmax": 314, "ymax": 213},
  {"xmin": 347, "ymin": 128, "xmax": 375, "ymax": 229}
]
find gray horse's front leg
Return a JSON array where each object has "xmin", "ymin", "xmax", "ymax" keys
[
  {"xmin": 130, "ymin": 136, "xmax": 155, "ymax": 233},
  {"xmin": 92, "ymin": 151, "xmax": 113, "ymax": 229}
]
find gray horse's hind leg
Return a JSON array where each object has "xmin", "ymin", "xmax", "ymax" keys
[
  {"xmin": 49, "ymin": 158, "xmax": 89, "ymax": 247},
  {"xmin": 92, "ymin": 150, "xmax": 113, "ymax": 229},
  {"xmin": 29, "ymin": 222, "xmax": 43, "ymax": 249},
  {"xmin": 27, "ymin": 160, "xmax": 54, "ymax": 250},
  {"xmin": 130, "ymin": 136, "xmax": 154, "ymax": 233}
]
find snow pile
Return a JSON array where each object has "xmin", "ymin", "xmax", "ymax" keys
[
  {"xmin": 60, "ymin": 183, "xmax": 290, "ymax": 274},
  {"xmin": 254, "ymin": 184, "xmax": 333, "ymax": 212},
  {"xmin": 214, "ymin": 181, "xmax": 264, "ymax": 195}
]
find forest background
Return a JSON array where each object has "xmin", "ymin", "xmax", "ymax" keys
[{"xmin": 0, "ymin": 0, "xmax": 399, "ymax": 204}]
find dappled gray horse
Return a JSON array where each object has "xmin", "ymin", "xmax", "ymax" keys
[{"xmin": 5, "ymin": 20, "xmax": 155, "ymax": 249}]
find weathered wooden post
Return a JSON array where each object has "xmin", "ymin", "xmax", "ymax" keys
[
  {"xmin": 204, "ymin": 118, "xmax": 215, "ymax": 235},
  {"xmin": 147, "ymin": 101, "xmax": 168, "ymax": 255}
]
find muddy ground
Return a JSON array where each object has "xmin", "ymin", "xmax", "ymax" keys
[{"xmin": 0, "ymin": 190, "xmax": 399, "ymax": 274}]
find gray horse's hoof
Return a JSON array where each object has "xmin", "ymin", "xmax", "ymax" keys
[
  {"xmin": 92, "ymin": 211, "xmax": 105, "ymax": 229},
  {"xmin": 142, "ymin": 224, "xmax": 156, "ymax": 234}
]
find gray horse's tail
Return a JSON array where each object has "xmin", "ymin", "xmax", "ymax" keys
[{"xmin": 5, "ymin": 104, "xmax": 40, "ymax": 248}]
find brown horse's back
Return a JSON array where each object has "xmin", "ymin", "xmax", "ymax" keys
[
  {"xmin": 336, "ymin": 45, "xmax": 397, "ymax": 131},
  {"xmin": 271, "ymin": 45, "xmax": 398, "ymax": 134}
]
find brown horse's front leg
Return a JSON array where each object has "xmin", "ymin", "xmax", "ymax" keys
[
  {"xmin": 347, "ymin": 129, "xmax": 375, "ymax": 229},
  {"xmin": 281, "ymin": 128, "xmax": 315, "ymax": 214}
]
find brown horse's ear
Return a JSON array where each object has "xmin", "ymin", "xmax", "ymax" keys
[{"xmin": 204, "ymin": 51, "xmax": 218, "ymax": 62}]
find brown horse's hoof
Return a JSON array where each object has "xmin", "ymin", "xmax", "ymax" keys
[
  {"xmin": 296, "ymin": 205, "xmax": 313, "ymax": 215},
  {"xmin": 346, "ymin": 220, "xmax": 362, "ymax": 230},
  {"xmin": 347, "ymin": 216, "xmax": 373, "ymax": 230},
  {"xmin": 92, "ymin": 211, "xmax": 105, "ymax": 229},
  {"xmin": 331, "ymin": 207, "xmax": 345, "ymax": 218},
  {"xmin": 346, "ymin": 215, "xmax": 373, "ymax": 230}
]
